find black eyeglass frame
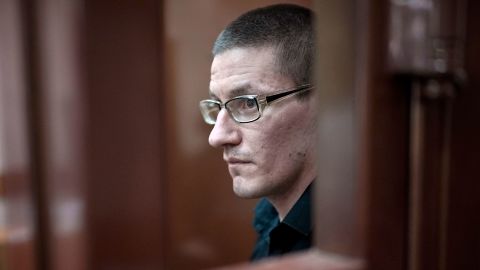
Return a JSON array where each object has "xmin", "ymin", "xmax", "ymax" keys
[{"xmin": 199, "ymin": 84, "xmax": 314, "ymax": 125}]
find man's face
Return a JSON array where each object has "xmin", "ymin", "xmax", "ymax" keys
[{"xmin": 208, "ymin": 47, "xmax": 317, "ymax": 199}]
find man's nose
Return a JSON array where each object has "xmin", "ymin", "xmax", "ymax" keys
[{"xmin": 208, "ymin": 109, "xmax": 241, "ymax": 148}]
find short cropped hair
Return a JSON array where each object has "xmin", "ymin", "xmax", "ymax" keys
[{"xmin": 212, "ymin": 4, "xmax": 314, "ymax": 86}]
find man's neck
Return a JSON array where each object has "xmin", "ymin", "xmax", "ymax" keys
[{"xmin": 267, "ymin": 176, "xmax": 315, "ymax": 221}]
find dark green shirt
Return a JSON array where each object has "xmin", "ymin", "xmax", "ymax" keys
[{"xmin": 250, "ymin": 185, "xmax": 313, "ymax": 261}]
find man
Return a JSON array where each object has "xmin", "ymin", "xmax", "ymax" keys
[{"xmin": 199, "ymin": 4, "xmax": 317, "ymax": 261}]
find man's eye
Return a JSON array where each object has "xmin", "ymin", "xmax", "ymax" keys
[{"xmin": 245, "ymin": 99, "xmax": 256, "ymax": 108}]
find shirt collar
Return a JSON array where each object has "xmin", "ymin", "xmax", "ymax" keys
[
  {"xmin": 282, "ymin": 184, "xmax": 312, "ymax": 236},
  {"xmin": 253, "ymin": 183, "xmax": 313, "ymax": 236},
  {"xmin": 253, "ymin": 198, "xmax": 278, "ymax": 235}
]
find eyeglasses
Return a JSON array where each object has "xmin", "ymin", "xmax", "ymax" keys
[{"xmin": 199, "ymin": 84, "xmax": 313, "ymax": 125}]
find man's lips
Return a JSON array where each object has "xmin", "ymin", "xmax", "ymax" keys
[{"xmin": 224, "ymin": 157, "xmax": 251, "ymax": 164}]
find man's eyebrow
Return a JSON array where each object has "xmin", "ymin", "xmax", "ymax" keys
[
  {"xmin": 208, "ymin": 91, "xmax": 219, "ymax": 100},
  {"xmin": 209, "ymin": 84, "xmax": 254, "ymax": 100},
  {"xmin": 230, "ymin": 86, "xmax": 252, "ymax": 97}
]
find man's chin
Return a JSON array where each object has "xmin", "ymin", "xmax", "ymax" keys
[
  {"xmin": 233, "ymin": 190, "xmax": 261, "ymax": 199},
  {"xmin": 232, "ymin": 176, "xmax": 265, "ymax": 199}
]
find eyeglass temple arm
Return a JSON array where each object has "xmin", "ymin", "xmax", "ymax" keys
[{"xmin": 265, "ymin": 84, "xmax": 313, "ymax": 104}]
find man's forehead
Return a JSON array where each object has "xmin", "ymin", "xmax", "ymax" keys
[
  {"xmin": 209, "ymin": 47, "xmax": 288, "ymax": 99},
  {"xmin": 209, "ymin": 73, "xmax": 291, "ymax": 99}
]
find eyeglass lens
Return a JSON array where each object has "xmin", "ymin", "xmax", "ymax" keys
[
  {"xmin": 226, "ymin": 97, "xmax": 259, "ymax": 123},
  {"xmin": 199, "ymin": 101, "xmax": 220, "ymax": 125},
  {"xmin": 200, "ymin": 97, "xmax": 260, "ymax": 124}
]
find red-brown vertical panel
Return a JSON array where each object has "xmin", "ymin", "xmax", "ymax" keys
[
  {"xmin": 314, "ymin": 0, "xmax": 406, "ymax": 268},
  {"xmin": 313, "ymin": 0, "xmax": 364, "ymax": 260},
  {"xmin": 313, "ymin": 2, "xmax": 410, "ymax": 267},
  {"xmin": 447, "ymin": 1, "xmax": 480, "ymax": 269},
  {"xmin": 84, "ymin": 0, "xmax": 166, "ymax": 269},
  {"xmin": 0, "ymin": 0, "xmax": 39, "ymax": 269},
  {"xmin": 32, "ymin": 0, "xmax": 87, "ymax": 269},
  {"xmin": 360, "ymin": 0, "xmax": 410, "ymax": 269}
]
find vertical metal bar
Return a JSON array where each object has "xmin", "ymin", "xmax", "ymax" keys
[
  {"xmin": 21, "ymin": 0, "xmax": 49, "ymax": 269},
  {"xmin": 408, "ymin": 79, "xmax": 455, "ymax": 270},
  {"xmin": 438, "ymin": 83, "xmax": 454, "ymax": 270},
  {"xmin": 408, "ymin": 82, "xmax": 424, "ymax": 270}
]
